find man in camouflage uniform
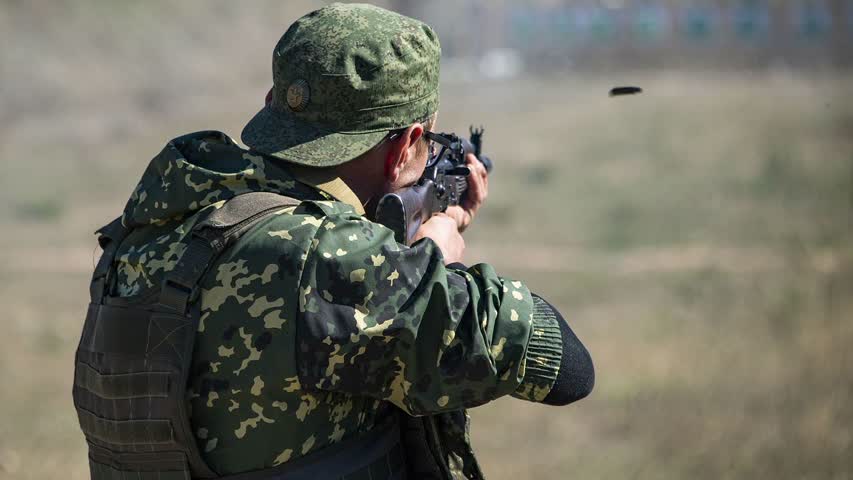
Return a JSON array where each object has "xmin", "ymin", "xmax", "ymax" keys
[{"xmin": 97, "ymin": 3, "xmax": 593, "ymax": 478}]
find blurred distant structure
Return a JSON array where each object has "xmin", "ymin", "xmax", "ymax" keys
[{"xmin": 403, "ymin": 0, "xmax": 852, "ymax": 71}]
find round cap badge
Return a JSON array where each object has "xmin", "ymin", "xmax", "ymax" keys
[{"xmin": 286, "ymin": 79, "xmax": 310, "ymax": 112}]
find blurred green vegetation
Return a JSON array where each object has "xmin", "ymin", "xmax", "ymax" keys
[{"xmin": 1, "ymin": 1, "xmax": 852, "ymax": 479}]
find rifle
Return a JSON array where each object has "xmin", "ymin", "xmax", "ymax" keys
[{"xmin": 375, "ymin": 126, "xmax": 493, "ymax": 245}]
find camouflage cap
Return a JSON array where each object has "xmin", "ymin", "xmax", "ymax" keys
[{"xmin": 242, "ymin": 3, "xmax": 441, "ymax": 167}]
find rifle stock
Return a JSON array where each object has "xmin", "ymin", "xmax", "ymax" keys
[{"xmin": 375, "ymin": 181, "xmax": 438, "ymax": 245}]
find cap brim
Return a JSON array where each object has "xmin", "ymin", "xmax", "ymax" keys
[{"xmin": 241, "ymin": 104, "xmax": 389, "ymax": 167}]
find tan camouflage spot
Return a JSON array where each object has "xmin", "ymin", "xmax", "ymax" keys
[
  {"xmin": 348, "ymin": 234, "xmax": 358, "ymax": 241},
  {"xmin": 299, "ymin": 286, "xmax": 312, "ymax": 312},
  {"xmin": 322, "ymin": 336, "xmax": 332, "ymax": 345},
  {"xmin": 295, "ymin": 394, "xmax": 319, "ymax": 421},
  {"xmin": 502, "ymin": 285, "xmax": 508, "ymax": 293},
  {"xmin": 231, "ymin": 389, "xmax": 241, "ymax": 394},
  {"xmin": 272, "ymin": 401, "xmax": 288, "ymax": 411},
  {"xmin": 323, "ymin": 252, "xmax": 332, "ymax": 259},
  {"xmin": 350, "ymin": 345, "xmax": 367, "ymax": 362},
  {"xmin": 198, "ymin": 311, "xmax": 210, "ymax": 332},
  {"xmin": 283, "ymin": 376, "xmax": 301, "ymax": 393},
  {"xmin": 437, "ymin": 395, "xmax": 449, "ymax": 407},
  {"xmin": 301, "ymin": 435, "xmax": 316, "ymax": 455},
  {"xmin": 511, "ymin": 281, "xmax": 523, "ymax": 289},
  {"xmin": 490, "ymin": 337, "xmax": 507, "ymax": 360},
  {"xmin": 248, "ymin": 296, "xmax": 285, "ymax": 318},
  {"xmin": 324, "ymin": 222, "xmax": 336, "ymax": 230},
  {"xmin": 512, "ymin": 290, "xmax": 524, "ymax": 300},
  {"xmin": 532, "ymin": 384, "xmax": 551, "ymax": 402},
  {"xmin": 336, "ymin": 248, "xmax": 348, "ymax": 256},
  {"xmin": 330, "ymin": 399, "xmax": 354, "ymax": 424},
  {"xmin": 203, "ymin": 260, "xmax": 264, "ymax": 312},
  {"xmin": 262, "ymin": 263, "xmax": 278, "ymax": 285},
  {"xmin": 326, "ymin": 345, "xmax": 346, "ymax": 383},
  {"xmin": 206, "ymin": 391, "xmax": 219, "ymax": 407},
  {"xmin": 199, "ymin": 141, "xmax": 211, "ymax": 152},
  {"xmin": 273, "ymin": 448, "xmax": 293, "ymax": 466},
  {"xmin": 510, "ymin": 309, "xmax": 519, "ymax": 321},
  {"xmin": 363, "ymin": 318, "xmax": 394, "ymax": 337},
  {"xmin": 219, "ymin": 176, "xmax": 249, "ymax": 192},
  {"xmin": 329, "ymin": 424, "xmax": 346, "ymax": 443},
  {"xmin": 354, "ymin": 305, "xmax": 369, "ymax": 329},
  {"xmin": 350, "ymin": 269, "xmax": 366, "ymax": 282},
  {"xmin": 204, "ymin": 437, "xmax": 218, "ymax": 453},
  {"xmin": 184, "ymin": 174, "xmax": 213, "ymax": 193},
  {"xmin": 371, "ymin": 254, "xmax": 385, "ymax": 267},
  {"xmin": 234, "ymin": 328, "xmax": 263, "ymax": 376},
  {"xmin": 387, "ymin": 357, "xmax": 412, "ymax": 409},
  {"xmin": 268, "ymin": 229, "xmax": 292, "ymax": 240},
  {"xmin": 442, "ymin": 330, "xmax": 455, "ymax": 346},
  {"xmin": 234, "ymin": 403, "xmax": 274, "ymax": 439},
  {"xmin": 322, "ymin": 290, "xmax": 334, "ymax": 302},
  {"xmin": 251, "ymin": 376, "xmax": 265, "ymax": 396},
  {"xmin": 387, "ymin": 269, "xmax": 400, "ymax": 286},
  {"xmin": 218, "ymin": 346, "xmax": 235, "ymax": 358},
  {"xmin": 263, "ymin": 309, "xmax": 287, "ymax": 329},
  {"xmin": 311, "ymin": 238, "xmax": 320, "ymax": 250},
  {"xmin": 302, "ymin": 216, "xmax": 323, "ymax": 227},
  {"xmin": 210, "ymin": 361, "xmax": 221, "ymax": 373},
  {"xmin": 228, "ymin": 400, "xmax": 239, "ymax": 412}
]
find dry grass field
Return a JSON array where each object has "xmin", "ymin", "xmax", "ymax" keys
[{"xmin": 2, "ymin": 2, "xmax": 852, "ymax": 479}]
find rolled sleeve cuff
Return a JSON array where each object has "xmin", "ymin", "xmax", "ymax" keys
[{"xmin": 512, "ymin": 295, "xmax": 563, "ymax": 402}]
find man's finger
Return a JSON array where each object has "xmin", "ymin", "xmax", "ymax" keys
[
  {"xmin": 444, "ymin": 206, "xmax": 470, "ymax": 231},
  {"xmin": 468, "ymin": 161, "xmax": 486, "ymax": 203}
]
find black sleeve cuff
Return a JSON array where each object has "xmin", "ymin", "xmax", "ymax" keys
[{"xmin": 534, "ymin": 295, "xmax": 595, "ymax": 406}]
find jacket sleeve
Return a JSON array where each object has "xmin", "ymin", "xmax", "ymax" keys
[{"xmin": 296, "ymin": 214, "xmax": 564, "ymax": 415}]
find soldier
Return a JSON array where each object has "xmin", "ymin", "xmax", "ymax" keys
[{"xmin": 72, "ymin": 4, "xmax": 593, "ymax": 480}]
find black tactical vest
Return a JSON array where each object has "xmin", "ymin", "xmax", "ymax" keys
[{"xmin": 73, "ymin": 192, "xmax": 411, "ymax": 480}]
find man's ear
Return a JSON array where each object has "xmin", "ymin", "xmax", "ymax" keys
[{"xmin": 384, "ymin": 123, "xmax": 425, "ymax": 181}]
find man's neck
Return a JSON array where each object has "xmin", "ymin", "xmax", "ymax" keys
[{"xmin": 331, "ymin": 157, "xmax": 384, "ymax": 218}]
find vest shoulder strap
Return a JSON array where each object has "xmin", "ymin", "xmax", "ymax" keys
[
  {"xmin": 90, "ymin": 217, "xmax": 131, "ymax": 304},
  {"xmin": 159, "ymin": 192, "xmax": 300, "ymax": 313}
]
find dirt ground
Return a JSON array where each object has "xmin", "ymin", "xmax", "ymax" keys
[{"xmin": 2, "ymin": 2, "xmax": 852, "ymax": 479}]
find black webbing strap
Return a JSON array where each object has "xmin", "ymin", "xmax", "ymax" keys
[
  {"xmin": 90, "ymin": 217, "xmax": 131, "ymax": 304},
  {"xmin": 77, "ymin": 408, "xmax": 175, "ymax": 446},
  {"xmin": 75, "ymin": 361, "xmax": 170, "ymax": 399},
  {"xmin": 159, "ymin": 192, "xmax": 301, "ymax": 314}
]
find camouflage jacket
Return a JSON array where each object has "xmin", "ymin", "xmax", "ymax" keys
[{"xmin": 111, "ymin": 131, "xmax": 563, "ymax": 475}]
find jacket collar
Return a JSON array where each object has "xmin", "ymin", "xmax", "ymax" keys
[{"xmin": 287, "ymin": 165, "xmax": 366, "ymax": 216}]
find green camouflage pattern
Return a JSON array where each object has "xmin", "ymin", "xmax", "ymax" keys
[
  {"xmin": 112, "ymin": 131, "xmax": 562, "ymax": 476},
  {"xmin": 241, "ymin": 3, "xmax": 441, "ymax": 167}
]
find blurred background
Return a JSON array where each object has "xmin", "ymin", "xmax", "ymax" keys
[{"xmin": 1, "ymin": 0, "xmax": 851, "ymax": 478}]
